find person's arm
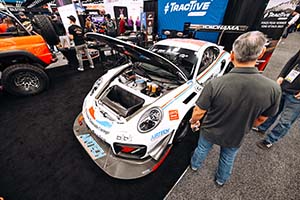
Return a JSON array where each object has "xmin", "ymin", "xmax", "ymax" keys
[
  {"xmin": 189, "ymin": 81, "xmax": 213, "ymax": 131},
  {"xmin": 253, "ymin": 115, "xmax": 268, "ymax": 127},
  {"xmin": 279, "ymin": 50, "xmax": 300, "ymax": 77},
  {"xmin": 288, "ymin": 14, "xmax": 300, "ymax": 26},
  {"xmin": 68, "ymin": 26, "xmax": 74, "ymax": 40},
  {"xmin": 294, "ymin": 92, "xmax": 300, "ymax": 99},
  {"xmin": 69, "ymin": 34, "xmax": 74, "ymax": 40},
  {"xmin": 189, "ymin": 106, "xmax": 207, "ymax": 131}
]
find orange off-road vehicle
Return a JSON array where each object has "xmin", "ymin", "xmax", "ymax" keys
[{"xmin": 0, "ymin": 7, "xmax": 58, "ymax": 96}]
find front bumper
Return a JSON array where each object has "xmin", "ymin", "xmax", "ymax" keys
[{"xmin": 73, "ymin": 113, "xmax": 172, "ymax": 179}]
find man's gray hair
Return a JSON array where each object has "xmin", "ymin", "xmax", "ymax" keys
[{"xmin": 232, "ymin": 31, "xmax": 267, "ymax": 63}]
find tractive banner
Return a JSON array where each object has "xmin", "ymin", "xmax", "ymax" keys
[
  {"xmin": 158, "ymin": 0, "xmax": 229, "ymax": 42},
  {"xmin": 257, "ymin": 0, "xmax": 297, "ymax": 71}
]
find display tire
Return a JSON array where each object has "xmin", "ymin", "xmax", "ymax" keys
[
  {"xmin": 33, "ymin": 15, "xmax": 59, "ymax": 45},
  {"xmin": 2, "ymin": 64, "xmax": 49, "ymax": 96}
]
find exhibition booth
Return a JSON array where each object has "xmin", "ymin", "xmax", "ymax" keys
[{"xmin": 1, "ymin": 0, "xmax": 300, "ymax": 199}]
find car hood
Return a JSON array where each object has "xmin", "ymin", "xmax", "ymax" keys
[{"xmin": 86, "ymin": 33, "xmax": 187, "ymax": 81}]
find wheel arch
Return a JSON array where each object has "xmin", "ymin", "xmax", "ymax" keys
[
  {"xmin": 172, "ymin": 107, "xmax": 194, "ymax": 144},
  {"xmin": 0, "ymin": 50, "xmax": 47, "ymax": 71}
]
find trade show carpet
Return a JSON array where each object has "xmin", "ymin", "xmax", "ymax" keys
[{"xmin": 0, "ymin": 64, "xmax": 198, "ymax": 200}]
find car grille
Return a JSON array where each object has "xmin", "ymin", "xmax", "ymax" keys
[{"xmin": 113, "ymin": 143, "xmax": 147, "ymax": 159}]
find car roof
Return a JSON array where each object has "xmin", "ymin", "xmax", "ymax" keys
[{"xmin": 155, "ymin": 38, "xmax": 216, "ymax": 52}]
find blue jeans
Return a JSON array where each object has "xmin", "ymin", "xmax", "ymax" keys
[
  {"xmin": 191, "ymin": 134, "xmax": 239, "ymax": 184},
  {"xmin": 258, "ymin": 92, "xmax": 300, "ymax": 144}
]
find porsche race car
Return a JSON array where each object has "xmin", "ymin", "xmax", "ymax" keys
[{"xmin": 73, "ymin": 33, "xmax": 233, "ymax": 179}]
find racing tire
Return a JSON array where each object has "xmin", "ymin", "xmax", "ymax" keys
[
  {"xmin": 2, "ymin": 64, "xmax": 49, "ymax": 96},
  {"xmin": 33, "ymin": 15, "xmax": 59, "ymax": 45},
  {"xmin": 173, "ymin": 116, "xmax": 192, "ymax": 144}
]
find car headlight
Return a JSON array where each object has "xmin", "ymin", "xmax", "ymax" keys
[
  {"xmin": 137, "ymin": 107, "xmax": 163, "ymax": 133},
  {"xmin": 90, "ymin": 77, "xmax": 102, "ymax": 96}
]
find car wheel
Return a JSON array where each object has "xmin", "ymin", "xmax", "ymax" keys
[
  {"xmin": 173, "ymin": 116, "xmax": 191, "ymax": 144},
  {"xmin": 2, "ymin": 64, "xmax": 49, "ymax": 96},
  {"xmin": 33, "ymin": 15, "xmax": 59, "ymax": 46}
]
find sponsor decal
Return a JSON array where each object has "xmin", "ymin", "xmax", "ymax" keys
[
  {"xmin": 191, "ymin": 24, "xmax": 247, "ymax": 31},
  {"xmin": 263, "ymin": 11, "xmax": 289, "ymax": 19},
  {"xmin": 116, "ymin": 134, "xmax": 133, "ymax": 142},
  {"xmin": 85, "ymin": 110, "xmax": 109, "ymax": 134},
  {"xmin": 164, "ymin": 0, "xmax": 211, "ymax": 16},
  {"xmin": 96, "ymin": 120, "xmax": 112, "ymax": 128},
  {"xmin": 78, "ymin": 134, "xmax": 106, "ymax": 160},
  {"xmin": 151, "ymin": 128, "xmax": 170, "ymax": 141},
  {"xmin": 169, "ymin": 110, "xmax": 179, "ymax": 121}
]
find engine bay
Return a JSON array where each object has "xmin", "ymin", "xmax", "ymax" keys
[{"xmin": 117, "ymin": 67, "xmax": 179, "ymax": 98}]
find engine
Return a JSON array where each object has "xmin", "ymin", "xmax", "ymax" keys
[{"xmin": 118, "ymin": 69, "xmax": 163, "ymax": 97}]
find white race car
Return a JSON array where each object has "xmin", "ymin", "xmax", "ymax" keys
[{"xmin": 73, "ymin": 33, "xmax": 232, "ymax": 179}]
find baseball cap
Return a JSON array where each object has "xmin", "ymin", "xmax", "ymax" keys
[{"xmin": 67, "ymin": 15, "xmax": 76, "ymax": 22}]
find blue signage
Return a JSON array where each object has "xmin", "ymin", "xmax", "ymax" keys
[{"xmin": 158, "ymin": 0, "xmax": 229, "ymax": 42}]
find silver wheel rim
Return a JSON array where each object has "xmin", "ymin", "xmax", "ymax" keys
[{"xmin": 14, "ymin": 72, "xmax": 40, "ymax": 91}]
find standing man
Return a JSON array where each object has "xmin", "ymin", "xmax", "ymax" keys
[
  {"xmin": 255, "ymin": 50, "xmax": 300, "ymax": 149},
  {"xmin": 18, "ymin": 12, "xmax": 33, "ymax": 32},
  {"xmin": 189, "ymin": 31, "xmax": 281, "ymax": 187},
  {"xmin": 105, "ymin": 14, "xmax": 116, "ymax": 37},
  {"xmin": 67, "ymin": 15, "xmax": 94, "ymax": 71}
]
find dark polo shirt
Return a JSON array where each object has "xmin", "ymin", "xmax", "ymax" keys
[{"xmin": 196, "ymin": 67, "xmax": 281, "ymax": 147}]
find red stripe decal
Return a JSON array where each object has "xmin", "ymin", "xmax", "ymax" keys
[{"xmin": 151, "ymin": 146, "xmax": 172, "ymax": 172}]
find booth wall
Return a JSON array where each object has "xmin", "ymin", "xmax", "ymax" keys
[{"xmin": 157, "ymin": 0, "xmax": 229, "ymax": 42}]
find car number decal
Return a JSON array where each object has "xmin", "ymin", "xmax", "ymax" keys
[{"xmin": 77, "ymin": 134, "xmax": 106, "ymax": 160}]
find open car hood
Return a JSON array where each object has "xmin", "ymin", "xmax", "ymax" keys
[{"xmin": 86, "ymin": 33, "xmax": 187, "ymax": 81}]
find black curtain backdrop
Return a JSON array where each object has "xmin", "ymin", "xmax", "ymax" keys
[
  {"xmin": 220, "ymin": 0, "xmax": 270, "ymax": 51},
  {"xmin": 144, "ymin": 0, "xmax": 158, "ymax": 35}
]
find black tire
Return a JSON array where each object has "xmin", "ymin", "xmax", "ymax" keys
[
  {"xmin": 33, "ymin": 15, "xmax": 59, "ymax": 45},
  {"xmin": 2, "ymin": 64, "xmax": 49, "ymax": 96},
  {"xmin": 173, "ymin": 115, "xmax": 192, "ymax": 144}
]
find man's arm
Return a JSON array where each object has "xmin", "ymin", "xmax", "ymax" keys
[
  {"xmin": 189, "ymin": 105, "xmax": 207, "ymax": 131},
  {"xmin": 279, "ymin": 50, "xmax": 300, "ymax": 78}
]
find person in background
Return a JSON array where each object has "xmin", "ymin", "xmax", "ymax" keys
[
  {"xmin": 119, "ymin": 14, "xmax": 126, "ymax": 35},
  {"xmin": 282, "ymin": 6, "xmax": 300, "ymax": 38},
  {"xmin": 127, "ymin": 16, "xmax": 134, "ymax": 31},
  {"xmin": 254, "ymin": 49, "xmax": 300, "ymax": 150},
  {"xmin": 67, "ymin": 15, "xmax": 94, "ymax": 72},
  {"xmin": 18, "ymin": 12, "xmax": 33, "ymax": 32},
  {"xmin": 5, "ymin": 17, "xmax": 17, "ymax": 32},
  {"xmin": 0, "ymin": 16, "xmax": 8, "ymax": 33},
  {"xmin": 135, "ymin": 16, "xmax": 141, "ymax": 31},
  {"xmin": 84, "ymin": 17, "xmax": 96, "ymax": 33},
  {"xmin": 189, "ymin": 31, "xmax": 281, "ymax": 187},
  {"xmin": 51, "ymin": 14, "xmax": 70, "ymax": 49},
  {"xmin": 105, "ymin": 14, "xmax": 116, "ymax": 37}
]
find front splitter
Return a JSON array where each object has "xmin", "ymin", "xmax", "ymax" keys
[{"xmin": 73, "ymin": 113, "xmax": 172, "ymax": 179}]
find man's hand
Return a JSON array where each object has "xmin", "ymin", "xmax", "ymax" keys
[
  {"xmin": 295, "ymin": 92, "xmax": 300, "ymax": 99},
  {"xmin": 190, "ymin": 119, "xmax": 200, "ymax": 132},
  {"xmin": 276, "ymin": 77, "xmax": 284, "ymax": 85},
  {"xmin": 253, "ymin": 115, "xmax": 268, "ymax": 127}
]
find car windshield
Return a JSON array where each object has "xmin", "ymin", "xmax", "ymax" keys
[{"xmin": 151, "ymin": 44, "xmax": 198, "ymax": 78}]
